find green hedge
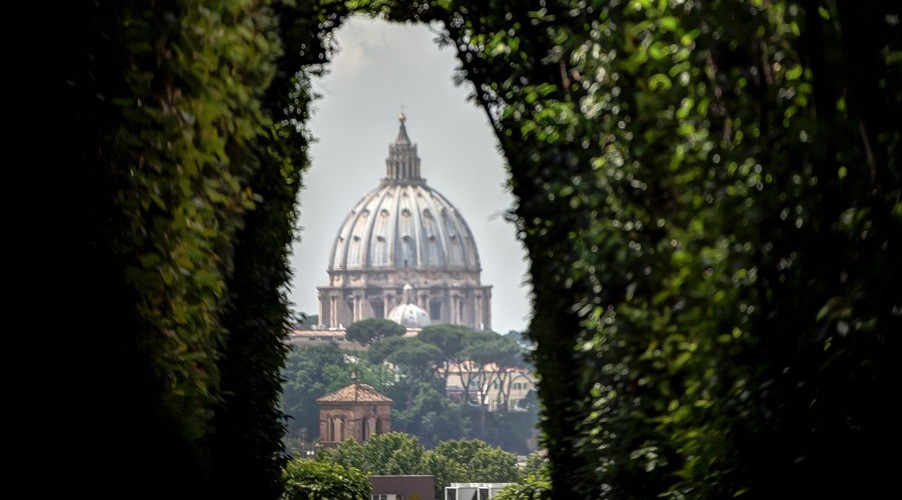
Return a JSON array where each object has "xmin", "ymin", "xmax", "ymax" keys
[
  {"xmin": 282, "ymin": 459, "xmax": 370, "ymax": 500},
  {"xmin": 50, "ymin": 1, "xmax": 900, "ymax": 498}
]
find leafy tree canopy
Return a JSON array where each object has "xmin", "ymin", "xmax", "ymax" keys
[
  {"xmin": 434, "ymin": 439, "xmax": 519, "ymax": 483},
  {"xmin": 418, "ymin": 324, "xmax": 475, "ymax": 358},
  {"xmin": 55, "ymin": 0, "xmax": 899, "ymax": 497},
  {"xmin": 318, "ymin": 434, "xmax": 520, "ymax": 499},
  {"xmin": 387, "ymin": 339, "xmax": 444, "ymax": 377},
  {"xmin": 462, "ymin": 334, "xmax": 526, "ymax": 370},
  {"xmin": 345, "ymin": 318, "xmax": 406, "ymax": 345},
  {"xmin": 282, "ymin": 458, "xmax": 370, "ymax": 500},
  {"xmin": 366, "ymin": 336, "xmax": 409, "ymax": 365},
  {"xmin": 282, "ymin": 344, "xmax": 349, "ymax": 436}
]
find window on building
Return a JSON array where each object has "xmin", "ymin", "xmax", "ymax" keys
[
  {"xmin": 330, "ymin": 417, "xmax": 343, "ymax": 442},
  {"xmin": 430, "ymin": 301, "xmax": 441, "ymax": 320},
  {"xmin": 371, "ymin": 300, "xmax": 384, "ymax": 319},
  {"xmin": 479, "ymin": 488, "xmax": 490, "ymax": 500}
]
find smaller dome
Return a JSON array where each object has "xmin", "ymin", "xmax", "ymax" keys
[{"xmin": 387, "ymin": 284, "xmax": 431, "ymax": 329}]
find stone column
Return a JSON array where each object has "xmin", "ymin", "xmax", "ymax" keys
[
  {"xmin": 475, "ymin": 292, "xmax": 483, "ymax": 330},
  {"xmin": 330, "ymin": 295, "xmax": 337, "ymax": 328}
]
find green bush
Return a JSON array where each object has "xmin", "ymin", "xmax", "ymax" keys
[
  {"xmin": 494, "ymin": 458, "xmax": 551, "ymax": 500},
  {"xmin": 282, "ymin": 459, "xmax": 370, "ymax": 500}
]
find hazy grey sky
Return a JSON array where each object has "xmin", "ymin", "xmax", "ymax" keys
[{"xmin": 287, "ymin": 16, "xmax": 531, "ymax": 334}]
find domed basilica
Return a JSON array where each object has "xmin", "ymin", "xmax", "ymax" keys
[{"xmin": 317, "ymin": 115, "xmax": 492, "ymax": 330}]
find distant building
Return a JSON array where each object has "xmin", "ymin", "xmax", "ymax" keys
[
  {"xmin": 285, "ymin": 326, "xmax": 422, "ymax": 349},
  {"xmin": 317, "ymin": 381, "xmax": 392, "ymax": 447},
  {"xmin": 286, "ymin": 329, "xmax": 348, "ymax": 344},
  {"xmin": 318, "ymin": 114, "xmax": 492, "ymax": 330},
  {"xmin": 370, "ymin": 475, "xmax": 435, "ymax": 500},
  {"xmin": 285, "ymin": 328, "xmax": 364, "ymax": 351},
  {"xmin": 445, "ymin": 362, "xmax": 537, "ymax": 412},
  {"xmin": 444, "ymin": 483, "xmax": 513, "ymax": 500}
]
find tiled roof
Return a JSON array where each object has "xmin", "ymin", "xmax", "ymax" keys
[{"xmin": 317, "ymin": 383, "xmax": 392, "ymax": 403}]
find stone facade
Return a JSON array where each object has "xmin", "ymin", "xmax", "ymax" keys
[
  {"xmin": 318, "ymin": 115, "xmax": 492, "ymax": 330},
  {"xmin": 317, "ymin": 383, "xmax": 392, "ymax": 446},
  {"xmin": 370, "ymin": 476, "xmax": 435, "ymax": 500}
]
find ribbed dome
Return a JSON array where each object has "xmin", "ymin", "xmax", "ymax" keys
[{"xmin": 329, "ymin": 114, "xmax": 481, "ymax": 272}]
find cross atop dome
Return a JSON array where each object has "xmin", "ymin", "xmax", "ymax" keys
[{"xmin": 395, "ymin": 112, "xmax": 411, "ymax": 144}]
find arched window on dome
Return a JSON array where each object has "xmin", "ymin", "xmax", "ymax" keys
[
  {"xmin": 400, "ymin": 235, "xmax": 415, "ymax": 267},
  {"xmin": 422, "ymin": 209, "xmax": 442, "ymax": 266},
  {"xmin": 370, "ymin": 207, "xmax": 392, "ymax": 266}
]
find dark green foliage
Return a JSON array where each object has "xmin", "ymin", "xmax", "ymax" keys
[
  {"xmin": 365, "ymin": 335, "xmax": 410, "ymax": 364},
  {"xmin": 388, "ymin": 339, "xmax": 445, "ymax": 378},
  {"xmin": 418, "ymin": 324, "xmax": 474, "ymax": 358},
  {"xmin": 282, "ymin": 458, "xmax": 370, "ymax": 500},
  {"xmin": 281, "ymin": 341, "xmax": 536, "ymax": 451},
  {"xmin": 373, "ymin": 0, "xmax": 900, "ymax": 497},
  {"xmin": 281, "ymin": 340, "xmax": 478, "ymax": 448},
  {"xmin": 47, "ymin": 0, "xmax": 352, "ymax": 495},
  {"xmin": 495, "ymin": 448, "xmax": 552, "ymax": 500},
  {"xmin": 518, "ymin": 452, "xmax": 548, "ymax": 481},
  {"xmin": 418, "ymin": 324, "xmax": 474, "ymax": 394},
  {"xmin": 207, "ymin": 0, "xmax": 333, "ymax": 488},
  {"xmin": 282, "ymin": 329, "xmax": 537, "ymax": 449},
  {"xmin": 482, "ymin": 410, "xmax": 539, "ymax": 455},
  {"xmin": 294, "ymin": 313, "xmax": 320, "ymax": 329},
  {"xmin": 392, "ymin": 383, "xmax": 470, "ymax": 447},
  {"xmin": 318, "ymin": 433, "xmax": 519, "ymax": 499},
  {"xmin": 50, "ymin": 0, "xmax": 899, "ymax": 497},
  {"xmin": 366, "ymin": 336, "xmax": 452, "ymax": 440},
  {"xmin": 494, "ymin": 467, "xmax": 552, "ymax": 500},
  {"xmin": 503, "ymin": 330, "xmax": 534, "ymax": 349},
  {"xmin": 49, "ymin": 0, "xmax": 288, "ymax": 494},
  {"xmin": 282, "ymin": 344, "xmax": 351, "ymax": 438},
  {"xmin": 345, "ymin": 318, "xmax": 407, "ymax": 345},
  {"xmin": 317, "ymin": 433, "xmax": 428, "ymax": 476},
  {"xmin": 434, "ymin": 439, "xmax": 519, "ymax": 483}
]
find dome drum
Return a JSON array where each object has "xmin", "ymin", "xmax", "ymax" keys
[
  {"xmin": 318, "ymin": 282, "xmax": 492, "ymax": 330},
  {"xmin": 328, "ymin": 269, "xmax": 482, "ymax": 288}
]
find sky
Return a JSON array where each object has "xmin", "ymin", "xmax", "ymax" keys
[{"xmin": 286, "ymin": 16, "xmax": 532, "ymax": 334}]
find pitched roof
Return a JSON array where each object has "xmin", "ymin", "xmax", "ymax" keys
[{"xmin": 317, "ymin": 383, "xmax": 392, "ymax": 403}]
